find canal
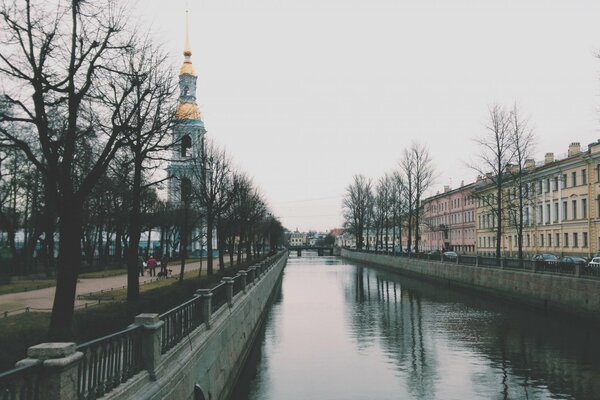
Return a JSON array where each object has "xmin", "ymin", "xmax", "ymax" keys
[{"xmin": 232, "ymin": 253, "xmax": 600, "ymax": 399}]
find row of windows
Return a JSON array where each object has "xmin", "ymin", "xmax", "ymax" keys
[
  {"xmin": 478, "ymin": 232, "xmax": 589, "ymax": 249},
  {"xmin": 477, "ymin": 197, "xmax": 592, "ymax": 229},
  {"xmin": 429, "ymin": 195, "xmax": 474, "ymax": 213}
]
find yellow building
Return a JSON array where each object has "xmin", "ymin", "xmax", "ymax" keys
[{"xmin": 475, "ymin": 141, "xmax": 600, "ymax": 258}]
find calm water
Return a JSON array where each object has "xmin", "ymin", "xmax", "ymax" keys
[{"xmin": 231, "ymin": 254, "xmax": 600, "ymax": 400}]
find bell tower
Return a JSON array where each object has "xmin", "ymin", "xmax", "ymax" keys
[{"xmin": 167, "ymin": 10, "xmax": 206, "ymax": 203}]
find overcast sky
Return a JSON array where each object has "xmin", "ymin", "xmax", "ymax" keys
[{"xmin": 139, "ymin": 0, "xmax": 600, "ymax": 232}]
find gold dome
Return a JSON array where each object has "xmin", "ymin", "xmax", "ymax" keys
[
  {"xmin": 175, "ymin": 102, "xmax": 201, "ymax": 120},
  {"xmin": 179, "ymin": 62, "xmax": 196, "ymax": 76}
]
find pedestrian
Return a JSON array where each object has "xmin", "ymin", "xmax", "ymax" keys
[
  {"xmin": 160, "ymin": 253, "xmax": 169, "ymax": 276},
  {"xmin": 138, "ymin": 256, "xmax": 145, "ymax": 277},
  {"xmin": 147, "ymin": 255, "xmax": 158, "ymax": 277}
]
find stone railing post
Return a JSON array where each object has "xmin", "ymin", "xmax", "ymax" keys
[
  {"xmin": 222, "ymin": 277, "xmax": 235, "ymax": 307},
  {"xmin": 500, "ymin": 257, "xmax": 506, "ymax": 269},
  {"xmin": 575, "ymin": 263, "xmax": 582, "ymax": 277},
  {"xmin": 196, "ymin": 289, "xmax": 213, "ymax": 329},
  {"xmin": 133, "ymin": 313, "xmax": 164, "ymax": 381},
  {"xmin": 247, "ymin": 266, "xmax": 256, "ymax": 285},
  {"xmin": 16, "ymin": 343, "xmax": 83, "ymax": 399},
  {"xmin": 456, "ymin": 255, "xmax": 460, "ymax": 265},
  {"xmin": 239, "ymin": 271, "xmax": 248, "ymax": 293},
  {"xmin": 476, "ymin": 255, "xmax": 480, "ymax": 267},
  {"xmin": 440, "ymin": 253, "xmax": 444, "ymax": 262}
]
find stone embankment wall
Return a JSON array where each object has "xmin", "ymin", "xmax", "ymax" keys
[
  {"xmin": 111, "ymin": 254, "xmax": 287, "ymax": 400},
  {"xmin": 342, "ymin": 249, "xmax": 600, "ymax": 319}
]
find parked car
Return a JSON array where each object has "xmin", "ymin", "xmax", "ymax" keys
[
  {"xmin": 588, "ymin": 257, "xmax": 600, "ymax": 268},
  {"xmin": 532, "ymin": 253, "xmax": 559, "ymax": 265},
  {"xmin": 443, "ymin": 251, "xmax": 458, "ymax": 260},
  {"xmin": 559, "ymin": 256, "xmax": 587, "ymax": 266},
  {"xmin": 427, "ymin": 250, "xmax": 441, "ymax": 256}
]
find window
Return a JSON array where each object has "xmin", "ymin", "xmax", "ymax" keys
[
  {"xmin": 562, "ymin": 174, "xmax": 567, "ymax": 189},
  {"xmin": 546, "ymin": 204, "xmax": 550, "ymax": 224},
  {"xmin": 597, "ymin": 164, "xmax": 600, "ymax": 182},
  {"xmin": 545, "ymin": 178, "xmax": 550, "ymax": 192},
  {"xmin": 555, "ymin": 233, "xmax": 560, "ymax": 247},
  {"xmin": 572, "ymin": 171, "xmax": 577, "ymax": 187},
  {"xmin": 554, "ymin": 202, "xmax": 559, "ymax": 222},
  {"xmin": 572, "ymin": 200, "xmax": 577, "ymax": 219},
  {"xmin": 180, "ymin": 177, "xmax": 192, "ymax": 201},
  {"xmin": 538, "ymin": 205, "xmax": 543, "ymax": 224},
  {"xmin": 564, "ymin": 233, "xmax": 569, "ymax": 247},
  {"xmin": 582, "ymin": 169, "xmax": 587, "ymax": 185},
  {"xmin": 582, "ymin": 198, "xmax": 587, "ymax": 219},
  {"xmin": 553, "ymin": 176, "xmax": 559, "ymax": 191},
  {"xmin": 583, "ymin": 232, "xmax": 588, "ymax": 248},
  {"xmin": 527, "ymin": 234, "xmax": 530, "ymax": 247},
  {"xmin": 181, "ymin": 134, "xmax": 192, "ymax": 157},
  {"xmin": 563, "ymin": 201, "xmax": 568, "ymax": 219},
  {"xmin": 537, "ymin": 181, "xmax": 542, "ymax": 194},
  {"xmin": 540, "ymin": 234, "xmax": 544, "ymax": 247},
  {"xmin": 548, "ymin": 234, "xmax": 552, "ymax": 247},
  {"xmin": 573, "ymin": 232, "xmax": 578, "ymax": 247}
]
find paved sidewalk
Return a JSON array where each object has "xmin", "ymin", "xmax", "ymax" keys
[{"xmin": 0, "ymin": 260, "xmax": 208, "ymax": 315}]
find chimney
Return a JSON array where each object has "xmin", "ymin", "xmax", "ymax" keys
[
  {"xmin": 507, "ymin": 163, "xmax": 519, "ymax": 174},
  {"xmin": 524, "ymin": 159, "xmax": 535, "ymax": 169},
  {"xmin": 443, "ymin": 185, "xmax": 450, "ymax": 193},
  {"xmin": 544, "ymin": 153, "xmax": 554, "ymax": 165},
  {"xmin": 590, "ymin": 140, "xmax": 600, "ymax": 155},
  {"xmin": 568, "ymin": 142, "xmax": 581, "ymax": 156}
]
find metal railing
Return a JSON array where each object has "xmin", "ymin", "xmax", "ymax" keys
[
  {"xmin": 0, "ymin": 251, "xmax": 287, "ymax": 400},
  {"xmin": 159, "ymin": 296, "xmax": 204, "ymax": 354},
  {"xmin": 0, "ymin": 363, "xmax": 42, "ymax": 400},
  {"xmin": 349, "ymin": 248, "xmax": 600, "ymax": 279},
  {"xmin": 211, "ymin": 282, "xmax": 227, "ymax": 312},
  {"xmin": 76, "ymin": 326, "xmax": 143, "ymax": 400}
]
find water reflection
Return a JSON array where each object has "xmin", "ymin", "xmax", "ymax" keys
[{"xmin": 233, "ymin": 254, "xmax": 600, "ymax": 399}]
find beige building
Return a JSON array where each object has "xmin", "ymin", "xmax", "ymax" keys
[{"xmin": 475, "ymin": 141, "xmax": 600, "ymax": 258}]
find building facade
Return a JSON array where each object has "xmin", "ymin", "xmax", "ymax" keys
[
  {"xmin": 475, "ymin": 141, "xmax": 600, "ymax": 258},
  {"xmin": 422, "ymin": 183, "xmax": 476, "ymax": 253}
]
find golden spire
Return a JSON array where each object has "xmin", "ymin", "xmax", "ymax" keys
[
  {"xmin": 179, "ymin": 9, "xmax": 195, "ymax": 76},
  {"xmin": 183, "ymin": 9, "xmax": 191, "ymax": 57}
]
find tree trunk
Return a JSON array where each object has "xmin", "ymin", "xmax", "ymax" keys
[
  {"xmin": 48, "ymin": 199, "xmax": 82, "ymax": 340},
  {"xmin": 126, "ymin": 154, "xmax": 143, "ymax": 301},
  {"xmin": 206, "ymin": 210, "xmax": 214, "ymax": 275}
]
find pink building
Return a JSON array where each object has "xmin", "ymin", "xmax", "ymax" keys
[{"xmin": 422, "ymin": 182, "xmax": 476, "ymax": 254}]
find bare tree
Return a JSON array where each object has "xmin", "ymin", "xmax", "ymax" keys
[
  {"xmin": 342, "ymin": 175, "xmax": 372, "ymax": 250},
  {"xmin": 400, "ymin": 148, "xmax": 416, "ymax": 254},
  {"xmin": 470, "ymin": 104, "xmax": 514, "ymax": 258},
  {"xmin": 411, "ymin": 142, "xmax": 435, "ymax": 253},
  {"xmin": 0, "ymin": 0, "xmax": 160, "ymax": 338},
  {"xmin": 506, "ymin": 104, "xmax": 535, "ymax": 261},
  {"xmin": 193, "ymin": 139, "xmax": 232, "ymax": 275}
]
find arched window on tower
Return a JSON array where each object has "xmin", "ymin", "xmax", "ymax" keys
[
  {"xmin": 181, "ymin": 178, "xmax": 192, "ymax": 202},
  {"xmin": 181, "ymin": 135, "xmax": 192, "ymax": 158}
]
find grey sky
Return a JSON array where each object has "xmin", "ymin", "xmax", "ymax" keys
[{"xmin": 140, "ymin": 0, "xmax": 600, "ymax": 232}]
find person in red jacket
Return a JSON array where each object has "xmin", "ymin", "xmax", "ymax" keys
[{"xmin": 146, "ymin": 255, "xmax": 158, "ymax": 277}]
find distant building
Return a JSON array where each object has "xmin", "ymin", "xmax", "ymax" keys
[{"xmin": 289, "ymin": 230, "xmax": 307, "ymax": 247}]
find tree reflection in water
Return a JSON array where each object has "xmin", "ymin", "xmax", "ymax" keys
[{"xmin": 348, "ymin": 262, "xmax": 600, "ymax": 399}]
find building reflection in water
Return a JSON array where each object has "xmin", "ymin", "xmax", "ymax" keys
[{"xmin": 347, "ymin": 262, "xmax": 600, "ymax": 399}]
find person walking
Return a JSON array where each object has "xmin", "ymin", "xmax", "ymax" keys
[
  {"xmin": 138, "ymin": 256, "xmax": 145, "ymax": 277},
  {"xmin": 147, "ymin": 255, "xmax": 158, "ymax": 277},
  {"xmin": 160, "ymin": 253, "xmax": 169, "ymax": 276}
]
